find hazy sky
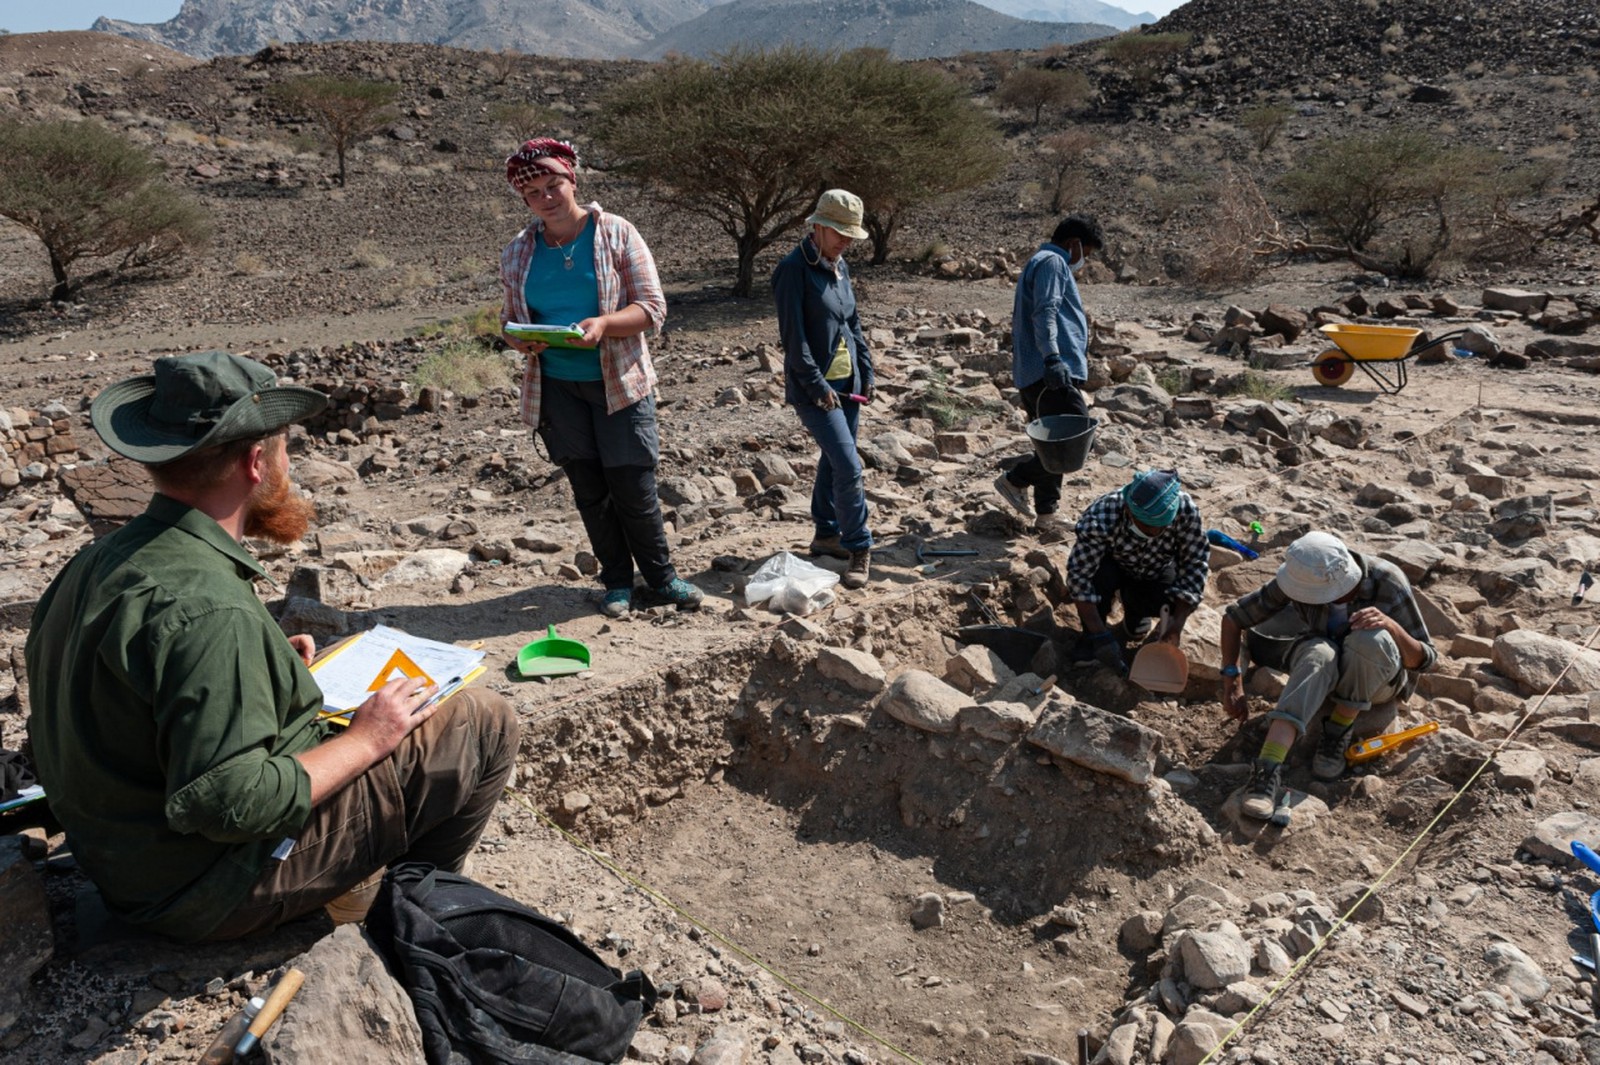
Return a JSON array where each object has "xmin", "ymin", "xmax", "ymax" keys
[{"xmin": 1, "ymin": 0, "xmax": 1185, "ymax": 34}]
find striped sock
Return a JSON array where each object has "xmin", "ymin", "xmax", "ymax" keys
[
  {"xmin": 1259, "ymin": 740, "xmax": 1290, "ymax": 765},
  {"xmin": 1329, "ymin": 708, "xmax": 1359, "ymax": 730}
]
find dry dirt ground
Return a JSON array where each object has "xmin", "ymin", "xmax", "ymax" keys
[{"xmin": 3, "ymin": 29, "xmax": 1600, "ymax": 1065}]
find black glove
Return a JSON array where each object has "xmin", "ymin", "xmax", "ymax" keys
[
  {"xmin": 1089, "ymin": 631, "xmax": 1127, "ymax": 675},
  {"xmin": 1042, "ymin": 357, "xmax": 1073, "ymax": 391}
]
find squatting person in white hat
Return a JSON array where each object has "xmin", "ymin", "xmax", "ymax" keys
[{"xmin": 1218, "ymin": 531, "xmax": 1436, "ymax": 820}]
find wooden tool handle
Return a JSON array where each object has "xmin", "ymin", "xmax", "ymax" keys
[{"xmin": 244, "ymin": 968, "xmax": 304, "ymax": 1042}]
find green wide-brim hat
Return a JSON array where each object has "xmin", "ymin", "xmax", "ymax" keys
[{"xmin": 90, "ymin": 351, "xmax": 328, "ymax": 465}]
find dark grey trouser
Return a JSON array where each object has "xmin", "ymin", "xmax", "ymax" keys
[
  {"xmin": 206, "ymin": 689, "xmax": 519, "ymax": 940},
  {"xmin": 1266, "ymin": 629, "xmax": 1404, "ymax": 737},
  {"xmin": 538, "ymin": 379, "xmax": 676, "ymax": 591},
  {"xmin": 1003, "ymin": 378, "xmax": 1089, "ymax": 516}
]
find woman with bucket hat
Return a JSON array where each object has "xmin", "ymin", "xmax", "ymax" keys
[
  {"xmin": 772, "ymin": 189, "xmax": 876, "ymax": 590},
  {"xmin": 1218, "ymin": 531, "xmax": 1437, "ymax": 821},
  {"xmin": 1067, "ymin": 468, "xmax": 1210, "ymax": 675},
  {"xmin": 499, "ymin": 137, "xmax": 703, "ymax": 619}
]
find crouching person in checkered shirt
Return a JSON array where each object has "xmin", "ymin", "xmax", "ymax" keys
[{"xmin": 1066, "ymin": 469, "xmax": 1209, "ymax": 676}]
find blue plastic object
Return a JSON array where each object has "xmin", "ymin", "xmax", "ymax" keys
[
  {"xmin": 1571, "ymin": 842, "xmax": 1600, "ymax": 932},
  {"xmin": 1206, "ymin": 529, "xmax": 1260, "ymax": 560}
]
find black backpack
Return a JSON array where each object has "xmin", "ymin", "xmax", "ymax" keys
[{"xmin": 366, "ymin": 863, "xmax": 658, "ymax": 1065}]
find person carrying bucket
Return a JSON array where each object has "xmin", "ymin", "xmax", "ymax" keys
[
  {"xmin": 994, "ymin": 213, "xmax": 1103, "ymax": 541},
  {"xmin": 1219, "ymin": 531, "xmax": 1437, "ymax": 822},
  {"xmin": 1067, "ymin": 469, "xmax": 1209, "ymax": 676}
]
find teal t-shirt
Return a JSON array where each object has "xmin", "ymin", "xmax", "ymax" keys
[{"xmin": 525, "ymin": 217, "xmax": 603, "ymax": 382}]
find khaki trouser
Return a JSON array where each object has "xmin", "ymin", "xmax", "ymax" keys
[
  {"xmin": 206, "ymin": 688, "xmax": 519, "ymax": 940},
  {"xmin": 1265, "ymin": 628, "xmax": 1403, "ymax": 737}
]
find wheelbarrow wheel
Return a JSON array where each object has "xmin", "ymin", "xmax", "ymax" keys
[{"xmin": 1312, "ymin": 349, "xmax": 1354, "ymax": 387}]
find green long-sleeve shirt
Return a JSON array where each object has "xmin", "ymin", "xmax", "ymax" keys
[{"xmin": 26, "ymin": 493, "xmax": 330, "ymax": 940}]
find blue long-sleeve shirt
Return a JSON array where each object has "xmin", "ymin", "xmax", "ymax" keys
[
  {"xmin": 1011, "ymin": 242, "xmax": 1088, "ymax": 388},
  {"xmin": 772, "ymin": 236, "xmax": 873, "ymax": 407}
]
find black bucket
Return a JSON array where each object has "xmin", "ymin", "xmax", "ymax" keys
[{"xmin": 1026, "ymin": 415, "xmax": 1098, "ymax": 474}]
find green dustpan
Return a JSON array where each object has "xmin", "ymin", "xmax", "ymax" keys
[{"xmin": 517, "ymin": 625, "xmax": 592, "ymax": 677}]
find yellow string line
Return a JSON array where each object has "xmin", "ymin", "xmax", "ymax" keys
[
  {"xmin": 1197, "ymin": 623, "xmax": 1600, "ymax": 1065},
  {"xmin": 509, "ymin": 792, "xmax": 928, "ymax": 1065}
]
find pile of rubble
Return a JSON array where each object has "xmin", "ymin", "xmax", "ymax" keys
[{"xmin": 0, "ymin": 403, "xmax": 86, "ymax": 494}]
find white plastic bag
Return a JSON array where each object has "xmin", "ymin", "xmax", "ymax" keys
[{"xmin": 744, "ymin": 551, "xmax": 840, "ymax": 616}]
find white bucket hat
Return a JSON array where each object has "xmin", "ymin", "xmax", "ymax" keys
[{"xmin": 1276, "ymin": 531, "xmax": 1361, "ymax": 604}]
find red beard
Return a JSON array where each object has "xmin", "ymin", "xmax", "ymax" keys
[{"xmin": 243, "ymin": 456, "xmax": 316, "ymax": 544}]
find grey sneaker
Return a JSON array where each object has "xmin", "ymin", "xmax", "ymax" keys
[
  {"xmin": 1240, "ymin": 759, "xmax": 1282, "ymax": 821},
  {"xmin": 1312, "ymin": 720, "xmax": 1355, "ymax": 781},
  {"xmin": 994, "ymin": 472, "xmax": 1035, "ymax": 519},
  {"xmin": 1034, "ymin": 514, "xmax": 1071, "ymax": 543},
  {"xmin": 808, "ymin": 535, "xmax": 851, "ymax": 560},
  {"xmin": 842, "ymin": 549, "xmax": 871, "ymax": 590},
  {"xmin": 1113, "ymin": 615, "xmax": 1157, "ymax": 642}
]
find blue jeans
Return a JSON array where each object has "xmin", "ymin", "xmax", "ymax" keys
[{"xmin": 795, "ymin": 399, "xmax": 872, "ymax": 552}]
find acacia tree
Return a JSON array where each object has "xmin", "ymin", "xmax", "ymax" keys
[
  {"xmin": 1102, "ymin": 31, "xmax": 1191, "ymax": 93},
  {"xmin": 831, "ymin": 51, "xmax": 1003, "ymax": 264},
  {"xmin": 0, "ymin": 118, "xmax": 210, "ymax": 301},
  {"xmin": 595, "ymin": 47, "xmax": 1003, "ymax": 293},
  {"xmin": 594, "ymin": 48, "xmax": 851, "ymax": 297},
  {"xmin": 271, "ymin": 76, "xmax": 398, "ymax": 185},
  {"xmin": 993, "ymin": 65, "xmax": 1090, "ymax": 129}
]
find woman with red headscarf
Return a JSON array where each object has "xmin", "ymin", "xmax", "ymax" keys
[{"xmin": 500, "ymin": 138, "xmax": 702, "ymax": 618}]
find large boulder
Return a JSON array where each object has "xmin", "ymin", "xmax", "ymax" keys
[
  {"xmin": 879, "ymin": 670, "xmax": 968, "ymax": 734},
  {"xmin": 815, "ymin": 647, "xmax": 887, "ymax": 694},
  {"xmin": 265, "ymin": 924, "xmax": 425, "ymax": 1064},
  {"xmin": 1027, "ymin": 699, "xmax": 1163, "ymax": 784},
  {"xmin": 1492, "ymin": 630, "xmax": 1600, "ymax": 696}
]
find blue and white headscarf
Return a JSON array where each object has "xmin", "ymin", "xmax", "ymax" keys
[{"xmin": 1122, "ymin": 468, "xmax": 1181, "ymax": 527}]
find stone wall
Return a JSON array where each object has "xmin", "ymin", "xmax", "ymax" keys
[{"xmin": 0, "ymin": 403, "xmax": 85, "ymax": 494}]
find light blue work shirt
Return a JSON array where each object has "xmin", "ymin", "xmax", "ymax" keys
[{"xmin": 1011, "ymin": 242, "xmax": 1088, "ymax": 389}]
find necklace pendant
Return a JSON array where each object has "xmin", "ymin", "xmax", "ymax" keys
[{"xmin": 563, "ymin": 258, "xmax": 574, "ymax": 271}]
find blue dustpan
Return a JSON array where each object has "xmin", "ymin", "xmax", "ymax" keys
[{"xmin": 1570, "ymin": 842, "xmax": 1600, "ymax": 932}]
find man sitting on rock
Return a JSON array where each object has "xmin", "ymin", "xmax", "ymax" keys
[
  {"xmin": 1068, "ymin": 469, "xmax": 1209, "ymax": 675},
  {"xmin": 1220, "ymin": 531, "xmax": 1436, "ymax": 821},
  {"xmin": 26, "ymin": 352, "xmax": 519, "ymax": 941}
]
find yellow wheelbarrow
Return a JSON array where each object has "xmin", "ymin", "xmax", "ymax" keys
[{"xmin": 1309, "ymin": 324, "xmax": 1467, "ymax": 395}]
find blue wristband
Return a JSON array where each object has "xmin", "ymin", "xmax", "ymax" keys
[{"xmin": 1221, "ymin": 664, "xmax": 1241, "ymax": 678}]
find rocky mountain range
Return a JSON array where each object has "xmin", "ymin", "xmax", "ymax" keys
[
  {"xmin": 979, "ymin": 0, "xmax": 1153, "ymax": 30},
  {"xmin": 638, "ymin": 0, "xmax": 1115, "ymax": 60},
  {"xmin": 89, "ymin": 0, "xmax": 1119, "ymax": 59}
]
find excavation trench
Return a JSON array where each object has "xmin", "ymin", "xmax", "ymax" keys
[{"xmin": 511, "ymin": 582, "xmax": 1225, "ymax": 1062}]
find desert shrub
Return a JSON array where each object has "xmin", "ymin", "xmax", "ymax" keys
[
  {"xmin": 919, "ymin": 366, "xmax": 1003, "ymax": 429},
  {"xmin": 483, "ymin": 50, "xmax": 520, "ymax": 86},
  {"xmin": 0, "ymin": 117, "xmax": 211, "ymax": 301},
  {"xmin": 352, "ymin": 240, "xmax": 392, "ymax": 269},
  {"xmin": 489, "ymin": 101, "xmax": 560, "ymax": 145},
  {"xmin": 1217, "ymin": 369, "xmax": 1290, "ymax": 401},
  {"xmin": 270, "ymin": 76, "xmax": 398, "ymax": 185},
  {"xmin": 416, "ymin": 306, "xmax": 504, "ymax": 343},
  {"xmin": 1239, "ymin": 103, "xmax": 1291, "ymax": 153},
  {"xmin": 1281, "ymin": 128, "xmax": 1549, "ymax": 275},
  {"xmin": 593, "ymin": 46, "xmax": 1000, "ymax": 294},
  {"xmin": 1038, "ymin": 128, "xmax": 1098, "ymax": 213},
  {"xmin": 1102, "ymin": 32, "xmax": 1191, "ymax": 92},
  {"xmin": 1190, "ymin": 164, "xmax": 1273, "ymax": 289},
  {"xmin": 993, "ymin": 65, "xmax": 1089, "ymax": 129},
  {"xmin": 413, "ymin": 340, "xmax": 515, "ymax": 397}
]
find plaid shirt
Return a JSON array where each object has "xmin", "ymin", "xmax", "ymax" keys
[
  {"xmin": 500, "ymin": 202, "xmax": 665, "ymax": 427},
  {"xmin": 1067, "ymin": 490, "xmax": 1209, "ymax": 606},
  {"xmin": 1226, "ymin": 550, "xmax": 1438, "ymax": 697}
]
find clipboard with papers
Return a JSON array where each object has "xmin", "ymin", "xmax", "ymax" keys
[
  {"xmin": 310, "ymin": 625, "xmax": 487, "ymax": 726},
  {"xmin": 503, "ymin": 322, "xmax": 595, "ymax": 350}
]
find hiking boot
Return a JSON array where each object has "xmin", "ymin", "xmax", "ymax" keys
[
  {"xmin": 842, "ymin": 549, "xmax": 871, "ymax": 590},
  {"xmin": 1034, "ymin": 513, "xmax": 1071, "ymax": 544},
  {"xmin": 325, "ymin": 866, "xmax": 385, "ymax": 926},
  {"xmin": 994, "ymin": 472, "xmax": 1035, "ymax": 519},
  {"xmin": 600, "ymin": 588, "xmax": 632, "ymax": 618},
  {"xmin": 1312, "ymin": 720, "xmax": 1355, "ymax": 781},
  {"xmin": 1239, "ymin": 759, "xmax": 1282, "ymax": 821},
  {"xmin": 808, "ymin": 535, "xmax": 851, "ymax": 560},
  {"xmin": 653, "ymin": 577, "xmax": 704, "ymax": 610}
]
